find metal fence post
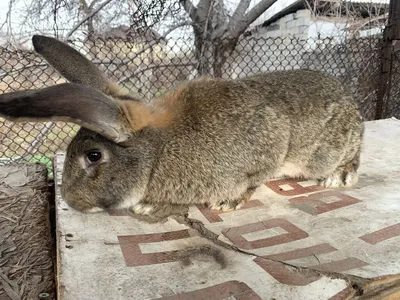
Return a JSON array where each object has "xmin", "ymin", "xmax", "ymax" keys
[{"xmin": 375, "ymin": 0, "xmax": 400, "ymax": 120}]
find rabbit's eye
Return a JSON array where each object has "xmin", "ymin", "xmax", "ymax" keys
[{"xmin": 86, "ymin": 151, "xmax": 102, "ymax": 163}]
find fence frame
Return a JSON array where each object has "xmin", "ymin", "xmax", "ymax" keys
[{"xmin": 375, "ymin": 0, "xmax": 400, "ymax": 119}]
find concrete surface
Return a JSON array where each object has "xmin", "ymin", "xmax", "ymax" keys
[{"xmin": 54, "ymin": 118, "xmax": 400, "ymax": 300}]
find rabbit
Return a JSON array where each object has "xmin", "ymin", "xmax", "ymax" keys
[{"xmin": 0, "ymin": 35, "xmax": 364, "ymax": 216}]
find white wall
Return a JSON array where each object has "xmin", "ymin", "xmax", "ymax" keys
[
  {"xmin": 252, "ymin": 9, "xmax": 311, "ymax": 39},
  {"xmin": 308, "ymin": 20, "xmax": 346, "ymax": 39}
]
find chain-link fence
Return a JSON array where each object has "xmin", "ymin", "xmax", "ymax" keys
[{"xmin": 0, "ymin": 36, "xmax": 399, "ymax": 178}]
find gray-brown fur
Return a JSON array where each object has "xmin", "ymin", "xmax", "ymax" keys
[
  {"xmin": 0, "ymin": 35, "xmax": 364, "ymax": 216},
  {"xmin": 178, "ymin": 245, "xmax": 227, "ymax": 269}
]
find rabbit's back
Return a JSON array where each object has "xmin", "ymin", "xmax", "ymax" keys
[{"xmin": 144, "ymin": 69, "xmax": 363, "ymax": 206}]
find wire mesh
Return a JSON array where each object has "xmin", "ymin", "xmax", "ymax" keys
[{"xmin": 0, "ymin": 36, "xmax": 399, "ymax": 178}]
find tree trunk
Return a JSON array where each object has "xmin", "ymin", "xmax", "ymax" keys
[
  {"xmin": 180, "ymin": 0, "xmax": 279, "ymax": 76},
  {"xmin": 194, "ymin": 38, "xmax": 215, "ymax": 76},
  {"xmin": 194, "ymin": 34, "xmax": 237, "ymax": 77},
  {"xmin": 79, "ymin": 0, "xmax": 96, "ymax": 37}
]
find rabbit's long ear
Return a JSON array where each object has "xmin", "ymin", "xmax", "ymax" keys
[
  {"xmin": 32, "ymin": 35, "xmax": 130, "ymax": 99},
  {"xmin": 0, "ymin": 83, "xmax": 132, "ymax": 143}
]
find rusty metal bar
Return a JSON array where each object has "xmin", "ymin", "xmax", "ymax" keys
[{"xmin": 375, "ymin": 0, "xmax": 399, "ymax": 120}]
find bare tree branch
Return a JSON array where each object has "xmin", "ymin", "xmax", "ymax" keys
[
  {"xmin": 118, "ymin": 61, "xmax": 197, "ymax": 84},
  {"xmin": 80, "ymin": 0, "xmax": 101, "ymax": 35},
  {"xmin": 233, "ymin": 0, "xmax": 277, "ymax": 36},
  {"xmin": 79, "ymin": 0, "xmax": 88, "ymax": 11},
  {"xmin": 180, "ymin": 0, "xmax": 198, "ymax": 21},
  {"xmin": 0, "ymin": 0, "xmax": 10, "ymax": 31},
  {"xmin": 231, "ymin": 0, "xmax": 251, "ymax": 25},
  {"xmin": 118, "ymin": 21, "xmax": 192, "ymax": 64},
  {"xmin": 89, "ymin": 0, "xmax": 101, "ymax": 10},
  {"xmin": 210, "ymin": 0, "xmax": 231, "ymax": 40},
  {"xmin": 86, "ymin": 21, "xmax": 191, "ymax": 68},
  {"xmin": 346, "ymin": 15, "xmax": 388, "ymax": 38},
  {"xmin": 0, "ymin": 0, "xmax": 16, "ymax": 38},
  {"xmin": 197, "ymin": 0, "xmax": 213, "ymax": 23},
  {"xmin": 65, "ymin": 0, "xmax": 115, "ymax": 39}
]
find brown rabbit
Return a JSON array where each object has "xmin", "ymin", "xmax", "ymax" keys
[{"xmin": 0, "ymin": 35, "xmax": 364, "ymax": 216}]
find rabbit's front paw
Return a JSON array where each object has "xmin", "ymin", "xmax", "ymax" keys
[
  {"xmin": 344, "ymin": 172, "xmax": 358, "ymax": 187},
  {"xmin": 209, "ymin": 200, "xmax": 244, "ymax": 212},
  {"xmin": 319, "ymin": 173, "xmax": 344, "ymax": 188},
  {"xmin": 86, "ymin": 207, "xmax": 105, "ymax": 213},
  {"xmin": 131, "ymin": 203, "xmax": 154, "ymax": 215},
  {"xmin": 319, "ymin": 171, "xmax": 358, "ymax": 188}
]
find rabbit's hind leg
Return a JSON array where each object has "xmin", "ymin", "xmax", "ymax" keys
[
  {"xmin": 209, "ymin": 172, "xmax": 266, "ymax": 211},
  {"xmin": 318, "ymin": 150, "xmax": 360, "ymax": 188},
  {"xmin": 131, "ymin": 202, "xmax": 156, "ymax": 215},
  {"xmin": 209, "ymin": 186, "xmax": 257, "ymax": 212}
]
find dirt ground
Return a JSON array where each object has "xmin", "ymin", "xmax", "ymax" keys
[{"xmin": 0, "ymin": 163, "xmax": 55, "ymax": 300}]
